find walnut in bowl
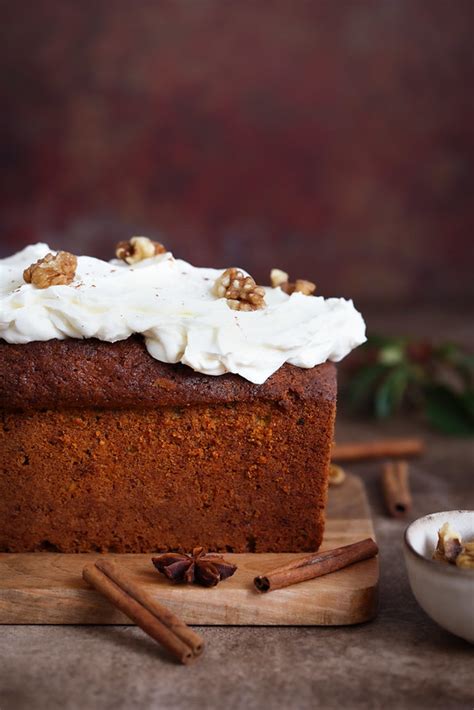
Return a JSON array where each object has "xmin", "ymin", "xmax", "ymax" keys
[{"xmin": 403, "ymin": 510, "xmax": 474, "ymax": 643}]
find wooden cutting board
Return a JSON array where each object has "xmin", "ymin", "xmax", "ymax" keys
[{"xmin": 0, "ymin": 474, "xmax": 378, "ymax": 625}]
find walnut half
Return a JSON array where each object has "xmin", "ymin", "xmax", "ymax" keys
[
  {"xmin": 23, "ymin": 251, "xmax": 77, "ymax": 289},
  {"xmin": 214, "ymin": 268, "xmax": 266, "ymax": 311},
  {"xmin": 116, "ymin": 236, "xmax": 167, "ymax": 264}
]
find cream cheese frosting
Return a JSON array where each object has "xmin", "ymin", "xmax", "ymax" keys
[{"xmin": 0, "ymin": 243, "xmax": 366, "ymax": 384}]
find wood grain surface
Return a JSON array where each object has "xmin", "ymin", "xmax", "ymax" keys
[{"xmin": 0, "ymin": 474, "xmax": 378, "ymax": 626}]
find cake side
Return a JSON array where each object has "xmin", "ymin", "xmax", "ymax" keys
[
  {"xmin": 0, "ymin": 364, "xmax": 336, "ymax": 553},
  {"xmin": 0, "ymin": 337, "xmax": 336, "ymax": 411}
]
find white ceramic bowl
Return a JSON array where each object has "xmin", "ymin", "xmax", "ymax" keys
[{"xmin": 404, "ymin": 510, "xmax": 474, "ymax": 643}]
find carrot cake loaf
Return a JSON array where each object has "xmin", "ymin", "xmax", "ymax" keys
[{"xmin": 0, "ymin": 239, "xmax": 365, "ymax": 552}]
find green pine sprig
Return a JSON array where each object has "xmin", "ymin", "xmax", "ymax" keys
[{"xmin": 342, "ymin": 336, "xmax": 474, "ymax": 436}]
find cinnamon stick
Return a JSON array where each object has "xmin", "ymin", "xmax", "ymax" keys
[
  {"xmin": 381, "ymin": 460, "xmax": 412, "ymax": 518},
  {"xmin": 332, "ymin": 438, "xmax": 424, "ymax": 462},
  {"xmin": 95, "ymin": 559, "xmax": 203, "ymax": 655},
  {"xmin": 83, "ymin": 560, "xmax": 204, "ymax": 664},
  {"xmin": 254, "ymin": 538, "xmax": 378, "ymax": 593}
]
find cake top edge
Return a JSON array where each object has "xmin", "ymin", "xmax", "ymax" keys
[
  {"xmin": 0, "ymin": 240, "xmax": 366, "ymax": 384},
  {"xmin": 0, "ymin": 338, "xmax": 338, "ymax": 411}
]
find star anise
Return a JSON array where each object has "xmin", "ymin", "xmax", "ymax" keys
[{"xmin": 152, "ymin": 547, "xmax": 237, "ymax": 587}]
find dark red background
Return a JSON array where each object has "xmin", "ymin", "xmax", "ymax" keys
[{"xmin": 1, "ymin": 0, "xmax": 473, "ymax": 308}]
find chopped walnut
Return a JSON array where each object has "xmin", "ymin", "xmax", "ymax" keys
[
  {"xmin": 214, "ymin": 267, "xmax": 266, "ymax": 311},
  {"xmin": 293, "ymin": 279, "xmax": 317, "ymax": 295},
  {"xmin": 432, "ymin": 522, "xmax": 463, "ymax": 563},
  {"xmin": 270, "ymin": 269, "xmax": 316, "ymax": 296},
  {"xmin": 23, "ymin": 251, "xmax": 77, "ymax": 288},
  {"xmin": 328, "ymin": 463, "xmax": 346, "ymax": 486},
  {"xmin": 456, "ymin": 541, "xmax": 474, "ymax": 569},
  {"xmin": 116, "ymin": 236, "xmax": 166, "ymax": 264},
  {"xmin": 270, "ymin": 268, "xmax": 289, "ymax": 288}
]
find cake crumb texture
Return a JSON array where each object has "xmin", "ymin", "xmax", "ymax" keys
[
  {"xmin": 0, "ymin": 398, "xmax": 335, "ymax": 553},
  {"xmin": 0, "ymin": 338, "xmax": 336, "ymax": 553}
]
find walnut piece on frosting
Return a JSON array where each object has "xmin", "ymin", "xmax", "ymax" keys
[
  {"xmin": 270, "ymin": 268, "xmax": 289, "ymax": 288},
  {"xmin": 293, "ymin": 279, "xmax": 317, "ymax": 296},
  {"xmin": 23, "ymin": 251, "xmax": 77, "ymax": 288},
  {"xmin": 214, "ymin": 267, "xmax": 266, "ymax": 311},
  {"xmin": 270, "ymin": 268, "xmax": 316, "ymax": 296},
  {"xmin": 116, "ymin": 236, "xmax": 166, "ymax": 264},
  {"xmin": 432, "ymin": 522, "xmax": 463, "ymax": 563}
]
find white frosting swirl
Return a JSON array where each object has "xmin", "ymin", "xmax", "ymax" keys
[{"xmin": 0, "ymin": 243, "xmax": 366, "ymax": 384}]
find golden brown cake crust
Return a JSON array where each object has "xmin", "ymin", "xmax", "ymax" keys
[{"xmin": 0, "ymin": 337, "xmax": 336, "ymax": 411}]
